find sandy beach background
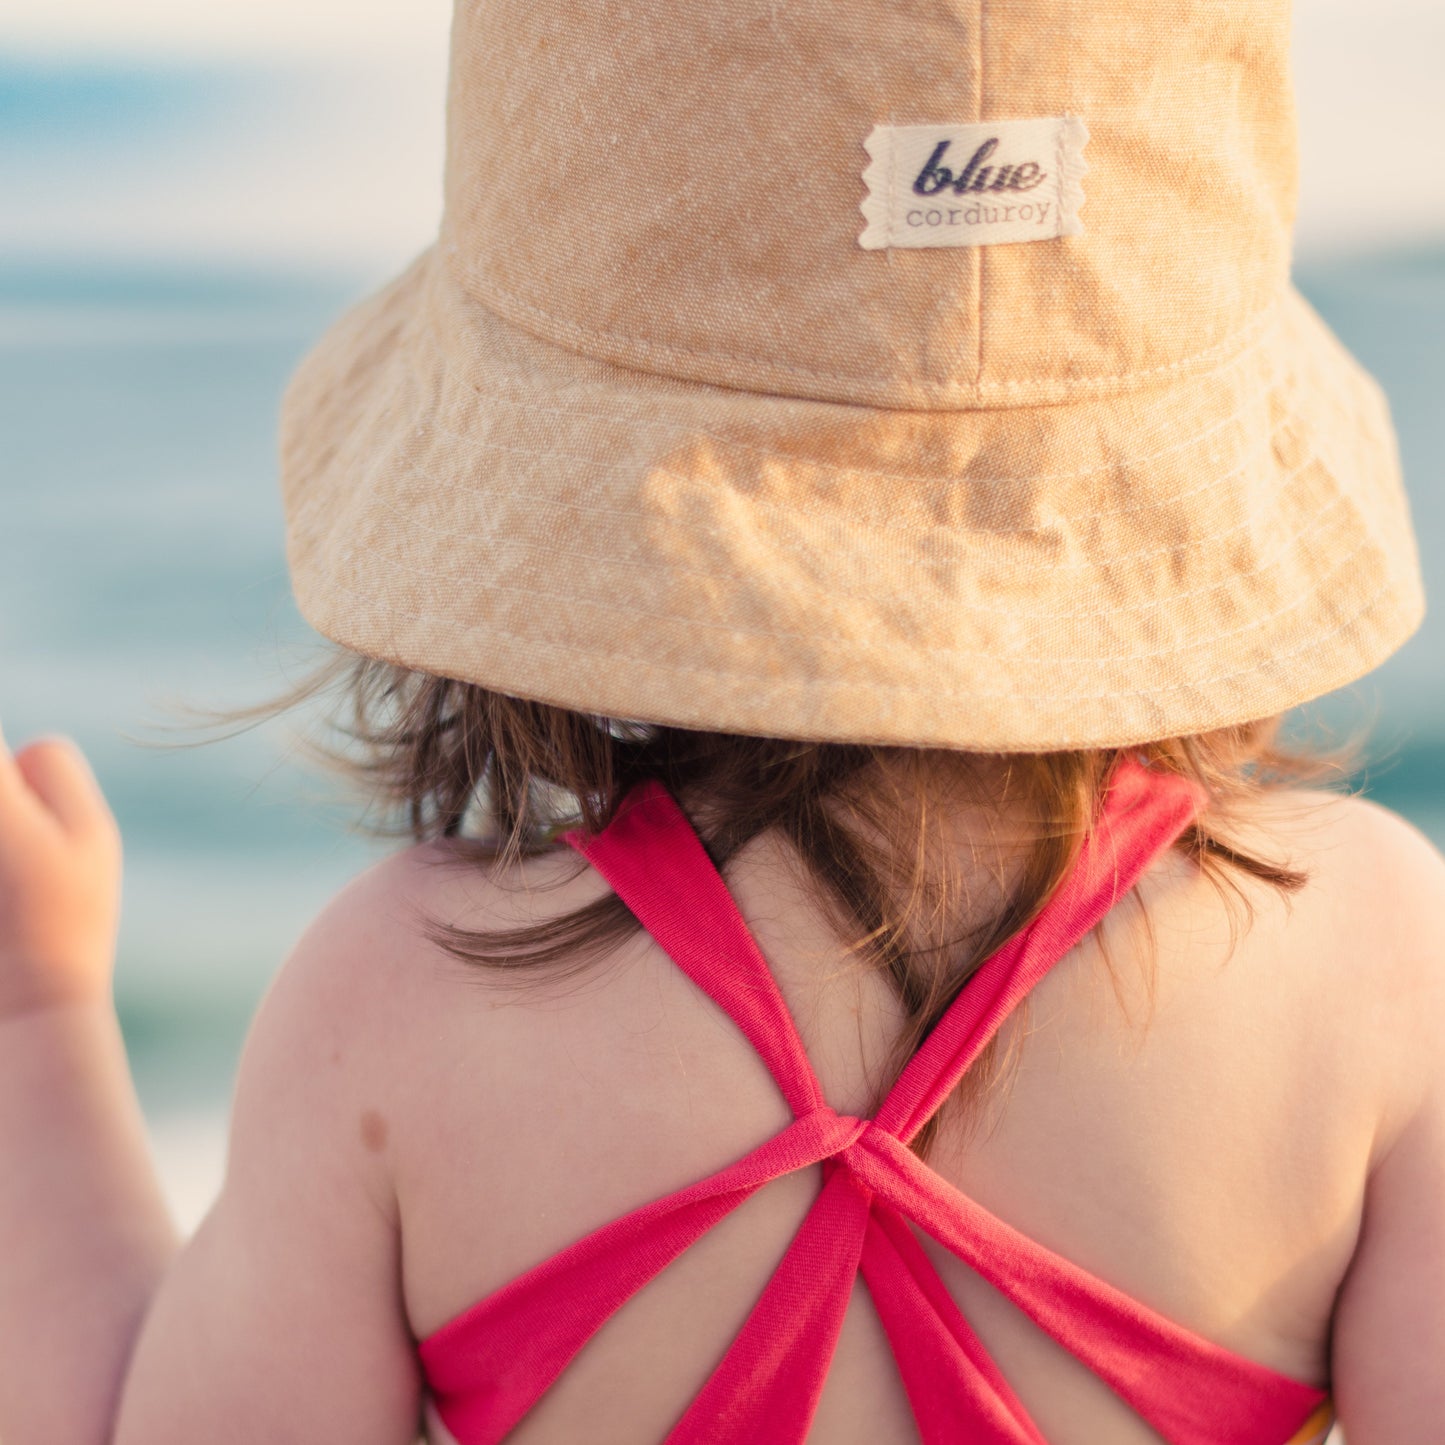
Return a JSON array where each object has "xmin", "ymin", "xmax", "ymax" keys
[{"xmin": 2, "ymin": 37, "xmax": 1442, "ymax": 1445}]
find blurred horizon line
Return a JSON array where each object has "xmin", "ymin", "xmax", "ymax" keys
[
  {"xmin": 7, "ymin": 19, "xmax": 1445, "ymax": 272},
  {"xmin": 3, "ymin": 234, "xmax": 1443, "ymax": 311}
]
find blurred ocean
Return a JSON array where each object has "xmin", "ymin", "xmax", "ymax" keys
[{"xmin": 1, "ymin": 248, "xmax": 1443, "ymax": 1229}]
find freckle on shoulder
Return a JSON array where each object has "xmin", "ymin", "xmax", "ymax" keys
[{"xmin": 359, "ymin": 1107, "xmax": 389, "ymax": 1154}]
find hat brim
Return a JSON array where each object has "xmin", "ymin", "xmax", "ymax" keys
[{"xmin": 279, "ymin": 246, "xmax": 1423, "ymax": 752}]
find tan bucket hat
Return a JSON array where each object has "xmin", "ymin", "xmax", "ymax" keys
[{"xmin": 278, "ymin": 0, "xmax": 1424, "ymax": 752}]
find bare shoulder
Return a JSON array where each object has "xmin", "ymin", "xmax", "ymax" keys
[
  {"xmin": 1225, "ymin": 788, "xmax": 1445, "ymax": 1149},
  {"xmin": 234, "ymin": 843, "xmax": 549, "ymax": 1121},
  {"xmin": 222, "ymin": 847, "xmax": 463, "ymax": 1196},
  {"xmin": 1279, "ymin": 785, "xmax": 1443, "ymax": 868},
  {"xmin": 1107, "ymin": 788, "xmax": 1445, "ymax": 1152},
  {"xmin": 246, "ymin": 837, "xmax": 601, "ymax": 1060},
  {"xmin": 1282, "ymin": 797, "xmax": 1445, "ymax": 1436},
  {"xmin": 239, "ymin": 845, "xmax": 451, "ymax": 1070},
  {"xmin": 1236, "ymin": 787, "xmax": 1445, "ymax": 950},
  {"xmin": 233, "ymin": 837, "xmax": 634, "ymax": 1149}
]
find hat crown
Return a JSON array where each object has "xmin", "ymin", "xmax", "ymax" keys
[
  {"xmin": 439, "ymin": 0, "xmax": 1298, "ymax": 408},
  {"xmin": 279, "ymin": 1, "xmax": 1419, "ymax": 752}
]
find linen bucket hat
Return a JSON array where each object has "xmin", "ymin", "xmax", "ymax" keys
[{"xmin": 278, "ymin": 0, "xmax": 1424, "ymax": 752}]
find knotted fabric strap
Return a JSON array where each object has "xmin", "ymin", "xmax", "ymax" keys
[{"xmin": 420, "ymin": 759, "xmax": 1330, "ymax": 1445}]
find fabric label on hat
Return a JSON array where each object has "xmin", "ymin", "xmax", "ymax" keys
[{"xmin": 859, "ymin": 116, "xmax": 1088, "ymax": 250}]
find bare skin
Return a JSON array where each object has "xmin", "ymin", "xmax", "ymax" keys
[{"xmin": 0, "ymin": 732, "xmax": 1443, "ymax": 1443}]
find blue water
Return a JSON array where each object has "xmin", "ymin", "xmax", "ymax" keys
[
  {"xmin": 1, "ymin": 262, "xmax": 383, "ymax": 1111},
  {"xmin": 0, "ymin": 56, "xmax": 255, "ymax": 143},
  {"xmin": 2, "ymin": 250, "xmax": 1443, "ymax": 1118}
]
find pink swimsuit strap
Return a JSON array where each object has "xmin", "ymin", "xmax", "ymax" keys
[{"xmin": 419, "ymin": 759, "xmax": 1332, "ymax": 1445}]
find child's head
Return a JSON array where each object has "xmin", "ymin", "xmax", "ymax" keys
[{"xmin": 276, "ymin": 0, "xmax": 1420, "ymax": 778}]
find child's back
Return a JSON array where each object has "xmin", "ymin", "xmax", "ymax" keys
[{"xmin": 206, "ymin": 782, "xmax": 1443, "ymax": 1444}]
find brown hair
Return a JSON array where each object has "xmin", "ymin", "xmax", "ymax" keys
[{"xmin": 212, "ymin": 647, "xmax": 1342, "ymax": 1153}]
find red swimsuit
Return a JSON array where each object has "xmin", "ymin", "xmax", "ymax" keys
[{"xmin": 419, "ymin": 759, "xmax": 1335, "ymax": 1445}]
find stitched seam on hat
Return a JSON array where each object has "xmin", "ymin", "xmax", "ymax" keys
[
  {"xmin": 975, "ymin": 0, "xmax": 985, "ymax": 390},
  {"xmin": 461, "ymin": 270, "xmax": 1284, "ymax": 402},
  {"xmin": 353, "ymin": 449, "xmax": 1353, "ymax": 626},
  {"xmin": 420, "ymin": 396, "xmax": 1295, "ymax": 501},
  {"xmin": 411, "ymin": 403, "xmax": 1306, "ymax": 538},
  {"xmin": 437, "ymin": 361, "xmax": 1290, "ymax": 489},
  {"xmin": 315, "ymin": 560, "xmax": 1394, "ymax": 696},
  {"xmin": 421, "ymin": 307, "xmax": 1296, "ymax": 490}
]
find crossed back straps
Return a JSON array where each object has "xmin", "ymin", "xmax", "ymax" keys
[{"xmin": 420, "ymin": 759, "xmax": 1332, "ymax": 1445}]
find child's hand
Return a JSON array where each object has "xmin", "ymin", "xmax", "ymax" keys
[{"xmin": 0, "ymin": 729, "xmax": 122, "ymax": 1018}]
